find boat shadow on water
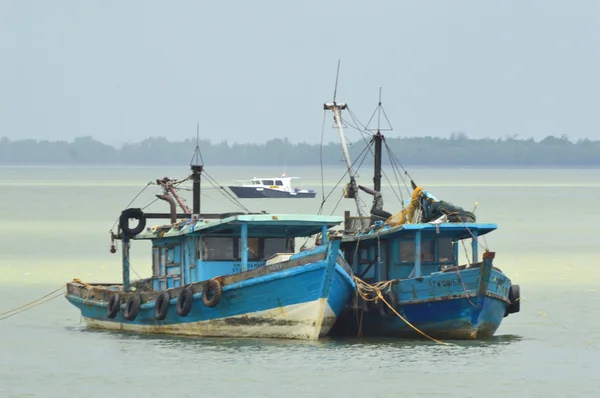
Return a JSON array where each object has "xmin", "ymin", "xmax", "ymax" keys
[{"xmin": 67, "ymin": 323, "xmax": 523, "ymax": 352}]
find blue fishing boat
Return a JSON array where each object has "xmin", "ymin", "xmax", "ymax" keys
[
  {"xmin": 320, "ymin": 87, "xmax": 520, "ymax": 340},
  {"xmin": 65, "ymin": 159, "xmax": 355, "ymax": 340}
]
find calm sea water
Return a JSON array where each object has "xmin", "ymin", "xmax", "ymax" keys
[{"xmin": 1, "ymin": 165, "xmax": 599, "ymax": 397}]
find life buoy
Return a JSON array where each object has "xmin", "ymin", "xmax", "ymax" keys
[
  {"xmin": 119, "ymin": 208, "xmax": 147, "ymax": 237},
  {"xmin": 154, "ymin": 292, "xmax": 170, "ymax": 321},
  {"xmin": 176, "ymin": 286, "xmax": 193, "ymax": 317},
  {"xmin": 378, "ymin": 290, "xmax": 398, "ymax": 317},
  {"xmin": 202, "ymin": 279, "xmax": 222, "ymax": 308},
  {"xmin": 123, "ymin": 295, "xmax": 141, "ymax": 321},
  {"xmin": 107, "ymin": 294, "xmax": 120, "ymax": 319}
]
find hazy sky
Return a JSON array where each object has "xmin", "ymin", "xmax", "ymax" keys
[{"xmin": 1, "ymin": 1, "xmax": 598, "ymax": 145}]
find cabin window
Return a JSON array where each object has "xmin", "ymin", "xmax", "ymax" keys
[
  {"xmin": 253, "ymin": 180, "xmax": 260, "ymax": 185},
  {"xmin": 262, "ymin": 180, "xmax": 274, "ymax": 185},
  {"xmin": 438, "ymin": 238, "xmax": 455, "ymax": 262},
  {"xmin": 203, "ymin": 237, "xmax": 236, "ymax": 261},
  {"xmin": 166, "ymin": 246, "xmax": 176, "ymax": 264},
  {"xmin": 264, "ymin": 237, "xmax": 294, "ymax": 259},
  {"xmin": 275, "ymin": 180, "xmax": 283, "ymax": 186},
  {"xmin": 246, "ymin": 237, "xmax": 261, "ymax": 261},
  {"xmin": 422, "ymin": 239, "xmax": 435, "ymax": 262},
  {"xmin": 399, "ymin": 240, "xmax": 415, "ymax": 263}
]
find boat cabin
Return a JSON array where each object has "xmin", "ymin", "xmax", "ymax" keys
[
  {"xmin": 239, "ymin": 175, "xmax": 304, "ymax": 193},
  {"xmin": 340, "ymin": 222, "xmax": 497, "ymax": 283},
  {"xmin": 132, "ymin": 213, "xmax": 342, "ymax": 291}
]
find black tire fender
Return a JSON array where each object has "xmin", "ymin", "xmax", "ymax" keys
[
  {"xmin": 509, "ymin": 284, "xmax": 520, "ymax": 314},
  {"xmin": 202, "ymin": 279, "xmax": 222, "ymax": 308},
  {"xmin": 107, "ymin": 294, "xmax": 120, "ymax": 319},
  {"xmin": 123, "ymin": 295, "xmax": 141, "ymax": 321},
  {"xmin": 176, "ymin": 286, "xmax": 193, "ymax": 317},
  {"xmin": 379, "ymin": 290, "xmax": 398, "ymax": 317},
  {"xmin": 154, "ymin": 292, "xmax": 170, "ymax": 321},
  {"xmin": 119, "ymin": 208, "xmax": 146, "ymax": 237}
]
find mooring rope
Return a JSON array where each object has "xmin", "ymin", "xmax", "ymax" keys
[
  {"xmin": 0, "ymin": 284, "xmax": 66, "ymax": 321},
  {"xmin": 353, "ymin": 276, "xmax": 449, "ymax": 345}
]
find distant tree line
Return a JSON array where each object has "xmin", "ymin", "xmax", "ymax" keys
[{"xmin": 1, "ymin": 134, "xmax": 599, "ymax": 166}]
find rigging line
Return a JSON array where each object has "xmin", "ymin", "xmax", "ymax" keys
[
  {"xmin": 347, "ymin": 103, "xmax": 405, "ymax": 205},
  {"xmin": 331, "ymin": 141, "xmax": 373, "ymax": 216},
  {"xmin": 203, "ymin": 171, "xmax": 250, "ymax": 213},
  {"xmin": 384, "ymin": 139, "xmax": 414, "ymax": 182},
  {"xmin": 317, "ymin": 140, "xmax": 373, "ymax": 215},
  {"xmin": 362, "ymin": 100, "xmax": 395, "ymax": 133},
  {"xmin": 346, "ymin": 106, "xmax": 370, "ymax": 131},
  {"xmin": 190, "ymin": 123, "xmax": 205, "ymax": 166},
  {"xmin": 110, "ymin": 181, "xmax": 154, "ymax": 231},
  {"xmin": 172, "ymin": 174, "xmax": 193, "ymax": 186},
  {"xmin": 341, "ymin": 116, "xmax": 372, "ymax": 136},
  {"xmin": 384, "ymin": 141, "xmax": 410, "ymax": 185},
  {"xmin": 356, "ymin": 130, "xmax": 404, "ymax": 205},
  {"xmin": 207, "ymin": 181, "xmax": 247, "ymax": 213},
  {"xmin": 130, "ymin": 266, "xmax": 143, "ymax": 280},
  {"xmin": 363, "ymin": 104, "xmax": 379, "ymax": 131},
  {"xmin": 320, "ymin": 110, "xmax": 327, "ymax": 206},
  {"xmin": 379, "ymin": 103, "xmax": 394, "ymax": 131},
  {"xmin": 384, "ymin": 143, "xmax": 412, "ymax": 197},
  {"xmin": 203, "ymin": 171, "xmax": 250, "ymax": 212},
  {"xmin": 345, "ymin": 107, "xmax": 405, "ymax": 205},
  {"xmin": 318, "ymin": 143, "xmax": 370, "ymax": 215},
  {"xmin": 385, "ymin": 146, "xmax": 411, "ymax": 198},
  {"xmin": 385, "ymin": 145, "xmax": 406, "ymax": 206},
  {"xmin": 141, "ymin": 198, "xmax": 159, "ymax": 210},
  {"xmin": 329, "ymin": 193, "xmax": 345, "ymax": 216}
]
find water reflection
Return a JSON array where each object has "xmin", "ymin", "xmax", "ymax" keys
[{"xmin": 69, "ymin": 324, "xmax": 523, "ymax": 362}]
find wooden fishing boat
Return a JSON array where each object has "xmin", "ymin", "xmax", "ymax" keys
[
  {"xmin": 65, "ymin": 158, "xmax": 355, "ymax": 340},
  {"xmin": 319, "ymin": 78, "xmax": 520, "ymax": 340}
]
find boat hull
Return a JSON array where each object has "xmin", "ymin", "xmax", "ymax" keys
[
  {"xmin": 331, "ymin": 292, "xmax": 508, "ymax": 340},
  {"xmin": 80, "ymin": 298, "xmax": 336, "ymax": 339},
  {"xmin": 228, "ymin": 186, "xmax": 316, "ymax": 199},
  {"xmin": 330, "ymin": 260, "xmax": 514, "ymax": 340},
  {"xmin": 66, "ymin": 243, "xmax": 355, "ymax": 340}
]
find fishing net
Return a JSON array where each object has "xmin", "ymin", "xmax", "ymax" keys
[{"xmin": 424, "ymin": 200, "xmax": 476, "ymax": 223}]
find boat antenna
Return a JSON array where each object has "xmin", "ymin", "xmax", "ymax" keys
[
  {"xmin": 190, "ymin": 123, "xmax": 204, "ymax": 217},
  {"xmin": 323, "ymin": 61, "xmax": 367, "ymax": 228},
  {"xmin": 190, "ymin": 123, "xmax": 204, "ymax": 167},
  {"xmin": 333, "ymin": 60, "xmax": 340, "ymax": 103},
  {"xmin": 365, "ymin": 88, "xmax": 393, "ymax": 193}
]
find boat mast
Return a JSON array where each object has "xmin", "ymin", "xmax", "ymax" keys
[
  {"xmin": 323, "ymin": 62, "xmax": 367, "ymax": 228},
  {"xmin": 191, "ymin": 123, "xmax": 204, "ymax": 218},
  {"xmin": 373, "ymin": 88, "xmax": 384, "ymax": 192},
  {"xmin": 367, "ymin": 88, "xmax": 391, "ymax": 194},
  {"xmin": 324, "ymin": 101, "xmax": 367, "ymax": 226},
  {"xmin": 374, "ymin": 132, "xmax": 382, "ymax": 192}
]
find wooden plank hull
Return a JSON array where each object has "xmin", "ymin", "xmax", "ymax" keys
[
  {"xmin": 65, "ymin": 242, "xmax": 356, "ymax": 340},
  {"xmin": 330, "ymin": 263, "xmax": 515, "ymax": 340}
]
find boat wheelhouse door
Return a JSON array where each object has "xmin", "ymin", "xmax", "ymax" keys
[{"xmin": 152, "ymin": 241, "xmax": 184, "ymax": 290}]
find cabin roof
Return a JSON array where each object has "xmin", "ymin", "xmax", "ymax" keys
[
  {"xmin": 134, "ymin": 213, "xmax": 343, "ymax": 240},
  {"xmin": 342, "ymin": 222, "xmax": 497, "ymax": 242}
]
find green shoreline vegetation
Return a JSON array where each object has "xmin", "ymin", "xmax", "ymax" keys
[{"xmin": 1, "ymin": 134, "xmax": 599, "ymax": 166}]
